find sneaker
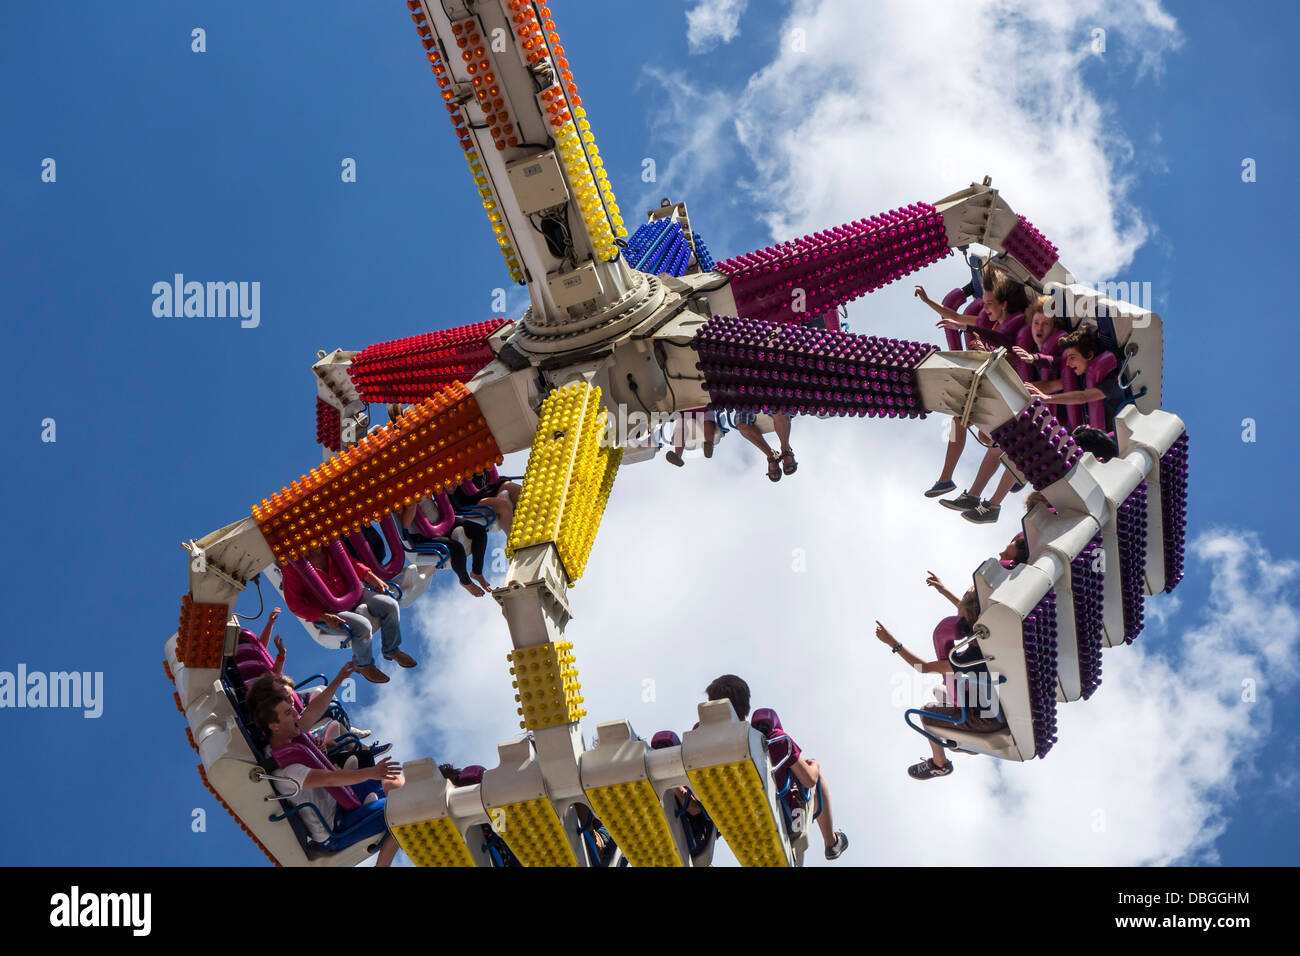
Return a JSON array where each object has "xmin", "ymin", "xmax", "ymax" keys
[
  {"xmin": 940, "ymin": 491, "xmax": 980, "ymax": 511},
  {"xmin": 343, "ymin": 755, "xmax": 359, "ymax": 771},
  {"xmin": 908, "ymin": 757, "xmax": 954, "ymax": 780},
  {"xmin": 384, "ymin": 651, "xmax": 418, "ymax": 668},
  {"xmin": 924, "ymin": 480, "xmax": 957, "ymax": 498},
  {"xmin": 1009, "ymin": 481, "xmax": 1025, "ymax": 493},
  {"xmin": 368, "ymin": 742, "xmax": 392, "ymax": 758},
  {"xmin": 351, "ymin": 728, "xmax": 372, "ymax": 740},
  {"xmin": 824, "ymin": 831, "xmax": 849, "ymax": 860},
  {"xmin": 357, "ymin": 664, "xmax": 390, "ymax": 684},
  {"xmin": 961, "ymin": 500, "xmax": 1001, "ymax": 524}
]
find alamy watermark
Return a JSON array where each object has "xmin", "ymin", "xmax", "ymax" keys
[
  {"xmin": 598, "ymin": 404, "xmax": 713, "ymax": 450},
  {"xmin": 152, "ymin": 274, "xmax": 260, "ymax": 328},
  {"xmin": 890, "ymin": 667, "xmax": 1002, "ymax": 717},
  {"xmin": 0, "ymin": 664, "xmax": 103, "ymax": 718},
  {"xmin": 50, "ymin": 886, "xmax": 150, "ymax": 935},
  {"xmin": 1047, "ymin": 280, "xmax": 1154, "ymax": 324}
]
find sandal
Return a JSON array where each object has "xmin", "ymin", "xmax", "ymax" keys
[
  {"xmin": 780, "ymin": 448, "xmax": 797, "ymax": 475},
  {"xmin": 766, "ymin": 453, "xmax": 782, "ymax": 482}
]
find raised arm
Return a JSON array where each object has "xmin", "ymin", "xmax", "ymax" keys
[
  {"xmin": 874, "ymin": 622, "xmax": 952, "ymax": 674},
  {"xmin": 914, "ymin": 285, "xmax": 972, "ymax": 325},
  {"xmin": 257, "ymin": 606, "xmax": 282, "ymax": 647},
  {"xmin": 272, "ymin": 635, "xmax": 286, "ymax": 677},
  {"xmin": 925, "ymin": 572, "xmax": 962, "ymax": 609},
  {"xmin": 298, "ymin": 661, "xmax": 356, "ymax": 730}
]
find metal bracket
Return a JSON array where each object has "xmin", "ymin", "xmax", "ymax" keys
[{"xmin": 959, "ymin": 348, "xmax": 1004, "ymax": 430}]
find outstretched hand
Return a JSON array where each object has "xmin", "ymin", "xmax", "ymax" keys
[
  {"xmin": 874, "ymin": 621, "xmax": 895, "ymax": 646},
  {"xmin": 268, "ymin": 607, "xmax": 281, "ymax": 624},
  {"xmin": 925, "ymin": 571, "xmax": 944, "ymax": 591},
  {"xmin": 914, "ymin": 285, "xmax": 931, "ymax": 304},
  {"xmin": 273, "ymin": 634, "xmax": 286, "ymax": 657},
  {"xmin": 1013, "ymin": 347, "xmax": 1035, "ymax": 365},
  {"xmin": 370, "ymin": 756, "xmax": 402, "ymax": 781},
  {"xmin": 334, "ymin": 661, "xmax": 356, "ymax": 684}
]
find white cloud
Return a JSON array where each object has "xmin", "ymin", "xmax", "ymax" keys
[
  {"xmin": 634, "ymin": 68, "xmax": 741, "ymax": 222},
  {"xmin": 686, "ymin": 0, "xmax": 749, "ymax": 53},
  {"xmin": 728, "ymin": 0, "xmax": 1182, "ymax": 283},
  {"xmin": 360, "ymin": 447, "xmax": 1297, "ymax": 867},
  {"xmin": 349, "ymin": 1, "xmax": 1291, "ymax": 868}
]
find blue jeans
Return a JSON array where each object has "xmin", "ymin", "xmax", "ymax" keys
[{"xmin": 322, "ymin": 592, "xmax": 402, "ymax": 667}]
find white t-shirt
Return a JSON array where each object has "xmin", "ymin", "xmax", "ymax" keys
[{"xmin": 276, "ymin": 761, "xmax": 339, "ymax": 845}]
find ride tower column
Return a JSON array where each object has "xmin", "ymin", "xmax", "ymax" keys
[{"xmin": 410, "ymin": 1, "xmax": 654, "ymax": 344}]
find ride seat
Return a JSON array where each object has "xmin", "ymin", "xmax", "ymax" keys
[
  {"xmin": 1061, "ymin": 349, "xmax": 1120, "ymax": 430},
  {"xmin": 749, "ymin": 708, "xmax": 821, "ymax": 842},
  {"xmin": 650, "ymin": 731, "xmax": 715, "ymax": 861}
]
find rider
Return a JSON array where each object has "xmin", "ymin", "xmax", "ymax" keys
[
  {"xmin": 253, "ymin": 683, "xmax": 405, "ymax": 865},
  {"xmin": 874, "ymin": 588, "xmax": 1007, "ymax": 780},
  {"xmin": 705, "ymin": 674, "xmax": 849, "ymax": 860},
  {"xmin": 280, "ymin": 544, "xmax": 416, "ymax": 684}
]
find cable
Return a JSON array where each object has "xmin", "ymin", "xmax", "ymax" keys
[
  {"xmin": 650, "ymin": 341, "xmax": 678, "ymax": 411},
  {"xmin": 233, "ymin": 575, "xmax": 266, "ymax": 621},
  {"xmin": 625, "ymin": 373, "xmax": 653, "ymax": 416},
  {"xmin": 530, "ymin": 0, "xmax": 619, "ymax": 242}
]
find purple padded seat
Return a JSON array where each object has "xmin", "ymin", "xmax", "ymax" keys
[
  {"xmin": 751, "ymin": 708, "xmax": 802, "ymax": 787},
  {"xmin": 940, "ymin": 288, "xmax": 973, "ymax": 351},
  {"xmin": 931, "ymin": 616, "xmax": 964, "ymax": 707},
  {"xmin": 457, "ymin": 765, "xmax": 486, "ymax": 785}
]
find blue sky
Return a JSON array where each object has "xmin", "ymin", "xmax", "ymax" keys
[{"xmin": 1, "ymin": 0, "xmax": 1297, "ymax": 866}]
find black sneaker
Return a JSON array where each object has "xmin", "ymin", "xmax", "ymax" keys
[
  {"xmin": 825, "ymin": 830, "xmax": 849, "ymax": 860},
  {"xmin": 940, "ymin": 491, "xmax": 980, "ymax": 511},
  {"xmin": 908, "ymin": 758, "xmax": 954, "ymax": 780},
  {"xmin": 962, "ymin": 500, "xmax": 1001, "ymax": 524},
  {"xmin": 924, "ymin": 480, "xmax": 957, "ymax": 498}
]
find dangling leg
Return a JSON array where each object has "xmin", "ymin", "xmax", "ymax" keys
[
  {"xmin": 458, "ymin": 518, "xmax": 492, "ymax": 592},
  {"xmin": 927, "ymin": 418, "xmax": 964, "ymax": 496}
]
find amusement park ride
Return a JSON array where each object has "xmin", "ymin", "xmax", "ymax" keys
[{"xmin": 163, "ymin": 0, "xmax": 1189, "ymax": 867}]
